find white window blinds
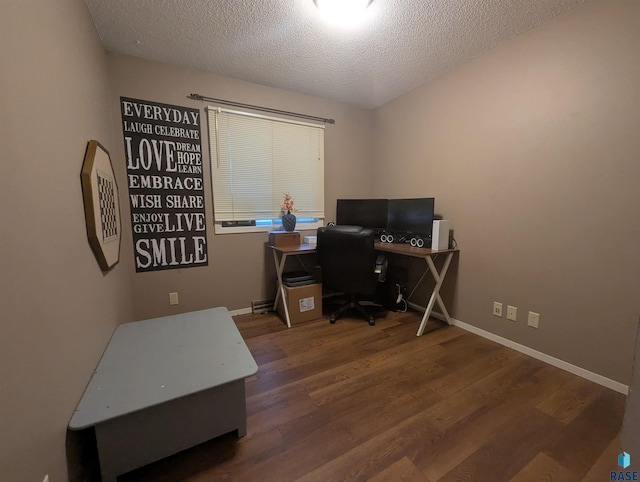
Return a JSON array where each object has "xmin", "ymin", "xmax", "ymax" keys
[{"xmin": 207, "ymin": 107, "xmax": 325, "ymax": 224}]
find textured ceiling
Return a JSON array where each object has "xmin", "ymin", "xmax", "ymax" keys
[{"xmin": 85, "ymin": 0, "xmax": 586, "ymax": 109}]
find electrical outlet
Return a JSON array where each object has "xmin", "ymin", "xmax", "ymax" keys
[
  {"xmin": 528, "ymin": 311, "xmax": 540, "ymax": 328},
  {"xmin": 493, "ymin": 302, "xmax": 503, "ymax": 317},
  {"xmin": 507, "ymin": 305, "xmax": 517, "ymax": 321},
  {"xmin": 169, "ymin": 292, "xmax": 179, "ymax": 305}
]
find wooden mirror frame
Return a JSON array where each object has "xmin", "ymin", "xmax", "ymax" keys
[{"xmin": 80, "ymin": 140, "xmax": 122, "ymax": 271}]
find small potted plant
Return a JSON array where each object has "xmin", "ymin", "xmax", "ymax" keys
[{"xmin": 280, "ymin": 193, "xmax": 297, "ymax": 231}]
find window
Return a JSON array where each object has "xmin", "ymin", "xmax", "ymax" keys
[{"xmin": 207, "ymin": 107, "xmax": 325, "ymax": 234}]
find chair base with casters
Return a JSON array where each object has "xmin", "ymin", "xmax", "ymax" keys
[{"xmin": 329, "ymin": 294, "xmax": 376, "ymax": 326}]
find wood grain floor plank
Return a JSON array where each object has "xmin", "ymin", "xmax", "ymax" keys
[
  {"xmin": 536, "ymin": 375, "xmax": 604, "ymax": 425},
  {"xmin": 508, "ymin": 452, "xmax": 578, "ymax": 482},
  {"xmin": 368, "ymin": 456, "xmax": 432, "ymax": 482},
  {"xmin": 245, "ymin": 317, "xmax": 458, "ymax": 417},
  {"xmin": 246, "ymin": 390, "xmax": 318, "ymax": 435},
  {"xmin": 424, "ymin": 355, "xmax": 543, "ymax": 432},
  {"xmin": 245, "ymin": 322, "xmax": 453, "ymax": 416},
  {"xmin": 542, "ymin": 388, "xmax": 626, "ymax": 478},
  {"xmin": 426, "ymin": 343, "xmax": 521, "ymax": 398},
  {"xmin": 417, "ymin": 363, "xmax": 576, "ymax": 481},
  {"xmin": 294, "ymin": 409, "xmax": 444, "ymax": 482},
  {"xmin": 581, "ymin": 433, "xmax": 622, "ymax": 482},
  {"xmin": 118, "ymin": 311, "xmax": 625, "ymax": 482},
  {"xmin": 306, "ymin": 343, "xmax": 449, "ymax": 406},
  {"xmin": 232, "ymin": 426, "xmax": 358, "ymax": 482},
  {"xmin": 438, "ymin": 409, "xmax": 562, "ymax": 482}
]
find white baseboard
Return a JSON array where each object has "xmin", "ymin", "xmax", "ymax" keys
[
  {"xmin": 229, "ymin": 307, "xmax": 253, "ymax": 316},
  {"xmin": 448, "ymin": 316, "xmax": 629, "ymax": 395}
]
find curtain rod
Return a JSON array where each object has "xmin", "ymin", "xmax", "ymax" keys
[{"xmin": 188, "ymin": 93, "xmax": 335, "ymax": 125}]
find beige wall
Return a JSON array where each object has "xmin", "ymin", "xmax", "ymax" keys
[
  {"xmin": 106, "ymin": 53, "xmax": 375, "ymax": 320},
  {"xmin": 372, "ymin": 0, "xmax": 640, "ymax": 383},
  {"xmin": 0, "ymin": 0, "xmax": 134, "ymax": 481}
]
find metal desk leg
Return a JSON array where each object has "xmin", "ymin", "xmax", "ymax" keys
[
  {"xmin": 272, "ymin": 250, "xmax": 292, "ymax": 328},
  {"xmin": 416, "ymin": 252, "xmax": 454, "ymax": 336}
]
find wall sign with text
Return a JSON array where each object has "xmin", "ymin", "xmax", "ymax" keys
[{"xmin": 121, "ymin": 97, "xmax": 208, "ymax": 272}]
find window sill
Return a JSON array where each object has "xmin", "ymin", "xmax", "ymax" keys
[{"xmin": 213, "ymin": 219, "xmax": 324, "ymax": 235}]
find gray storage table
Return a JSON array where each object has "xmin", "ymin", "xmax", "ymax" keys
[{"xmin": 68, "ymin": 307, "xmax": 258, "ymax": 482}]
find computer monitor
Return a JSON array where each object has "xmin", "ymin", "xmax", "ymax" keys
[
  {"xmin": 336, "ymin": 199, "xmax": 388, "ymax": 230},
  {"xmin": 386, "ymin": 198, "xmax": 435, "ymax": 235}
]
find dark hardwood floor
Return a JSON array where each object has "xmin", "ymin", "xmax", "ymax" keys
[{"xmin": 121, "ymin": 309, "xmax": 626, "ymax": 481}]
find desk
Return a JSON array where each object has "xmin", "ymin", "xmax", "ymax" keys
[
  {"xmin": 68, "ymin": 307, "xmax": 258, "ymax": 482},
  {"xmin": 375, "ymin": 242, "xmax": 458, "ymax": 336},
  {"xmin": 270, "ymin": 243, "xmax": 317, "ymax": 327},
  {"xmin": 270, "ymin": 242, "xmax": 458, "ymax": 336}
]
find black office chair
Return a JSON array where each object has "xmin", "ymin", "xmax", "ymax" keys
[{"xmin": 316, "ymin": 225, "xmax": 386, "ymax": 326}]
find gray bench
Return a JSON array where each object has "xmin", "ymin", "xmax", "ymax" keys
[{"xmin": 69, "ymin": 307, "xmax": 258, "ymax": 481}]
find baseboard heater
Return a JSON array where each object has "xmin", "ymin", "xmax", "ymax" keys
[{"xmin": 251, "ymin": 299, "xmax": 275, "ymax": 314}]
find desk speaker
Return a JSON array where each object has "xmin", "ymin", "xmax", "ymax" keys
[{"xmin": 432, "ymin": 220, "xmax": 450, "ymax": 250}]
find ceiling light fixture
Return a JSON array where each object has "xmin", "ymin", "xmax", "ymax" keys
[{"xmin": 313, "ymin": 0, "xmax": 373, "ymax": 22}]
